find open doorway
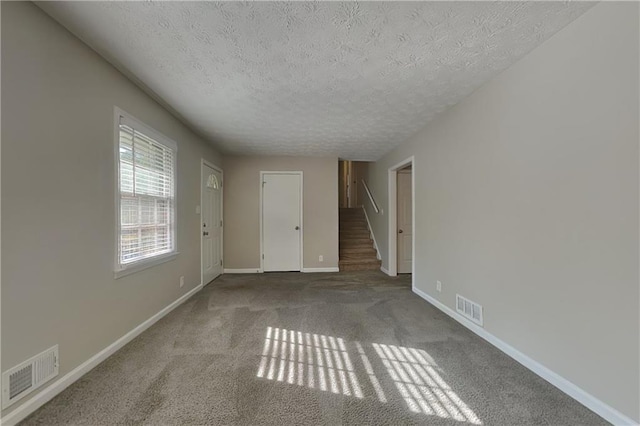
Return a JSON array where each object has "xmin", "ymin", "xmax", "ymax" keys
[
  {"xmin": 338, "ymin": 160, "xmax": 351, "ymax": 208},
  {"xmin": 338, "ymin": 160, "xmax": 369, "ymax": 208},
  {"xmin": 388, "ymin": 157, "xmax": 415, "ymax": 281}
]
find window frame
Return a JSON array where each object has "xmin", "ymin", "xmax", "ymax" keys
[{"xmin": 113, "ymin": 107, "xmax": 179, "ymax": 279}]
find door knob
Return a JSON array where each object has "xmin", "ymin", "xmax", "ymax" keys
[
  {"xmin": 203, "ymin": 231, "xmax": 209, "ymax": 236},
  {"xmin": 295, "ymin": 226, "xmax": 300, "ymax": 230},
  {"xmin": 398, "ymin": 229, "xmax": 403, "ymax": 233}
]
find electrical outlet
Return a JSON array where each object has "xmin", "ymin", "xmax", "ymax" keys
[
  {"xmin": 436, "ymin": 280, "xmax": 442, "ymax": 292},
  {"xmin": 319, "ymin": 255, "xmax": 324, "ymax": 262},
  {"xmin": 180, "ymin": 276, "xmax": 185, "ymax": 288}
]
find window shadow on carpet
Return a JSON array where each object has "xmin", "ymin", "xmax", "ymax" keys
[{"xmin": 256, "ymin": 326, "xmax": 482, "ymax": 424}]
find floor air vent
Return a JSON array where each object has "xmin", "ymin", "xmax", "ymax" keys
[
  {"xmin": 456, "ymin": 295, "xmax": 483, "ymax": 326},
  {"xmin": 2, "ymin": 345, "xmax": 58, "ymax": 408}
]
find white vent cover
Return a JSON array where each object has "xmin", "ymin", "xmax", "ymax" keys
[
  {"xmin": 2, "ymin": 345, "xmax": 58, "ymax": 409},
  {"xmin": 456, "ymin": 295, "xmax": 483, "ymax": 326}
]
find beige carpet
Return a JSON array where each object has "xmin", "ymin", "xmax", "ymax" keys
[{"xmin": 22, "ymin": 271, "xmax": 607, "ymax": 425}]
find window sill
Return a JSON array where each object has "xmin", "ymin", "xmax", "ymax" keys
[{"xmin": 114, "ymin": 252, "xmax": 179, "ymax": 279}]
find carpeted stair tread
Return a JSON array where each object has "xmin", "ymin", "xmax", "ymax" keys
[{"xmin": 339, "ymin": 208, "xmax": 379, "ymax": 271}]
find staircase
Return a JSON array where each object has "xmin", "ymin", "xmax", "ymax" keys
[{"xmin": 339, "ymin": 208, "xmax": 381, "ymax": 271}]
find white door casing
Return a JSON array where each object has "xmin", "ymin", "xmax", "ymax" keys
[
  {"xmin": 397, "ymin": 170, "xmax": 413, "ymax": 274},
  {"xmin": 346, "ymin": 161, "xmax": 352, "ymax": 208},
  {"xmin": 202, "ymin": 162, "xmax": 222, "ymax": 285},
  {"xmin": 261, "ymin": 172, "xmax": 302, "ymax": 272},
  {"xmin": 338, "ymin": 161, "xmax": 348, "ymax": 208},
  {"xmin": 388, "ymin": 156, "xmax": 415, "ymax": 282}
]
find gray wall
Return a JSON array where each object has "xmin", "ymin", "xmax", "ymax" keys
[
  {"xmin": 1, "ymin": 2, "xmax": 221, "ymax": 417},
  {"xmin": 365, "ymin": 3, "xmax": 639, "ymax": 421},
  {"xmin": 223, "ymin": 156, "xmax": 339, "ymax": 270}
]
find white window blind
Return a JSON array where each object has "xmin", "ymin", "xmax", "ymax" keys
[{"xmin": 117, "ymin": 114, "xmax": 176, "ymax": 270}]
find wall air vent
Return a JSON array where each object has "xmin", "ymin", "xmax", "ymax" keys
[
  {"xmin": 2, "ymin": 345, "xmax": 59, "ymax": 409},
  {"xmin": 456, "ymin": 295, "xmax": 483, "ymax": 326}
]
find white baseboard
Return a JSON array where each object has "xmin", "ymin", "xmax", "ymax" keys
[
  {"xmin": 362, "ymin": 206, "xmax": 381, "ymax": 260},
  {"xmin": 411, "ymin": 286, "xmax": 637, "ymax": 426},
  {"xmin": 223, "ymin": 268, "xmax": 261, "ymax": 274},
  {"xmin": 224, "ymin": 268, "xmax": 339, "ymax": 274},
  {"xmin": 380, "ymin": 266, "xmax": 390, "ymax": 276},
  {"xmin": 301, "ymin": 267, "xmax": 339, "ymax": 273},
  {"xmin": 0, "ymin": 284, "xmax": 203, "ymax": 426}
]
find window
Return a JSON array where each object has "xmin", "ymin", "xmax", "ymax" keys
[
  {"xmin": 207, "ymin": 173, "xmax": 220, "ymax": 190},
  {"xmin": 115, "ymin": 109, "xmax": 177, "ymax": 276}
]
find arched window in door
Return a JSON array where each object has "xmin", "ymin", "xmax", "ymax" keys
[{"xmin": 207, "ymin": 173, "xmax": 220, "ymax": 190}]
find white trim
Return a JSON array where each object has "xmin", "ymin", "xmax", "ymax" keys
[
  {"xmin": 259, "ymin": 172, "xmax": 264, "ymax": 273},
  {"xmin": 113, "ymin": 106, "xmax": 179, "ymax": 277},
  {"xmin": 411, "ymin": 286, "xmax": 637, "ymax": 426},
  {"xmin": 200, "ymin": 159, "xmax": 224, "ymax": 287},
  {"xmin": 113, "ymin": 252, "xmax": 178, "ymax": 279},
  {"xmin": 380, "ymin": 266, "xmax": 391, "ymax": 276},
  {"xmin": 0, "ymin": 284, "xmax": 203, "ymax": 426},
  {"xmin": 346, "ymin": 161, "xmax": 352, "ymax": 208},
  {"xmin": 223, "ymin": 268, "xmax": 261, "ymax": 274},
  {"xmin": 115, "ymin": 108, "xmax": 178, "ymax": 152},
  {"xmin": 361, "ymin": 206, "xmax": 381, "ymax": 260},
  {"xmin": 387, "ymin": 156, "xmax": 416, "ymax": 289},
  {"xmin": 1, "ymin": 1, "xmax": 3, "ymax": 413},
  {"xmin": 387, "ymin": 165, "xmax": 398, "ymax": 276},
  {"xmin": 300, "ymin": 172, "xmax": 304, "ymax": 272},
  {"xmin": 301, "ymin": 267, "xmax": 339, "ymax": 273},
  {"xmin": 259, "ymin": 171, "xmax": 304, "ymax": 273}
]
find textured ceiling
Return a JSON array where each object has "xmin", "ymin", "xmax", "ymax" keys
[{"xmin": 38, "ymin": 2, "xmax": 593, "ymax": 160}]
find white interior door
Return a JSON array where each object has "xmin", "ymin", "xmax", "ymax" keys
[
  {"xmin": 397, "ymin": 170, "xmax": 413, "ymax": 274},
  {"xmin": 262, "ymin": 173, "xmax": 302, "ymax": 272},
  {"xmin": 202, "ymin": 163, "xmax": 222, "ymax": 284}
]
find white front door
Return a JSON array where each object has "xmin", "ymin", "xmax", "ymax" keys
[
  {"xmin": 397, "ymin": 170, "xmax": 413, "ymax": 274},
  {"xmin": 262, "ymin": 172, "xmax": 302, "ymax": 272},
  {"xmin": 202, "ymin": 163, "xmax": 222, "ymax": 285}
]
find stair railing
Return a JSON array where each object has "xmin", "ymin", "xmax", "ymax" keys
[{"xmin": 361, "ymin": 179, "xmax": 379, "ymax": 213}]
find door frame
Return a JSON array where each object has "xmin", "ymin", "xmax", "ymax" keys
[
  {"xmin": 346, "ymin": 161, "xmax": 353, "ymax": 208},
  {"xmin": 259, "ymin": 171, "xmax": 304, "ymax": 273},
  {"xmin": 388, "ymin": 156, "xmax": 415, "ymax": 284},
  {"xmin": 201, "ymin": 159, "xmax": 224, "ymax": 286}
]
